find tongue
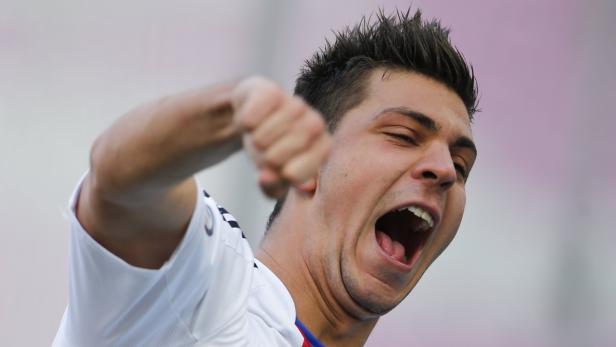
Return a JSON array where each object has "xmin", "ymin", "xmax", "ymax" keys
[{"xmin": 376, "ymin": 230, "xmax": 406, "ymax": 263}]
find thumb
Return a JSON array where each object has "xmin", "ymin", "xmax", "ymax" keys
[{"xmin": 296, "ymin": 176, "xmax": 317, "ymax": 195}]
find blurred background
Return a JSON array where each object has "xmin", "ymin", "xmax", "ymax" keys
[{"xmin": 1, "ymin": 0, "xmax": 614, "ymax": 346}]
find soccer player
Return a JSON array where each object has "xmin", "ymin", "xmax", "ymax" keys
[{"xmin": 54, "ymin": 9, "xmax": 478, "ymax": 347}]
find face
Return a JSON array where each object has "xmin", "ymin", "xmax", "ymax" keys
[{"xmin": 304, "ymin": 69, "xmax": 476, "ymax": 317}]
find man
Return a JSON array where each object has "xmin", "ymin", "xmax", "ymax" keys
[{"xmin": 54, "ymin": 9, "xmax": 478, "ymax": 347}]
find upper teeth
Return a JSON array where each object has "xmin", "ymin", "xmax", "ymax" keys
[{"xmin": 399, "ymin": 206, "xmax": 434, "ymax": 229}]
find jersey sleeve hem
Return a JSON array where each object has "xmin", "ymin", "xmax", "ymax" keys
[{"xmin": 68, "ymin": 172, "xmax": 208, "ymax": 275}]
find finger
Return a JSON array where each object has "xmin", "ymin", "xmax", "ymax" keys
[
  {"xmin": 251, "ymin": 96, "xmax": 306, "ymax": 151},
  {"xmin": 296, "ymin": 177, "xmax": 317, "ymax": 194},
  {"xmin": 230, "ymin": 76, "xmax": 268, "ymax": 110},
  {"xmin": 258, "ymin": 166, "xmax": 281, "ymax": 186},
  {"xmin": 281, "ymin": 134, "xmax": 332, "ymax": 185},
  {"xmin": 258, "ymin": 167, "xmax": 288, "ymax": 199},
  {"xmin": 260, "ymin": 110, "xmax": 326, "ymax": 168},
  {"xmin": 232, "ymin": 77, "xmax": 284, "ymax": 131}
]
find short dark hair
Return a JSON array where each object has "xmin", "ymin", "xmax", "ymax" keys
[{"xmin": 267, "ymin": 8, "xmax": 479, "ymax": 229}]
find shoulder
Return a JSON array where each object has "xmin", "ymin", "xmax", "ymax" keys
[{"xmin": 202, "ymin": 189, "xmax": 249, "ymax": 240}]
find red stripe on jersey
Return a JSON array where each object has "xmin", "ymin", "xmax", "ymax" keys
[{"xmin": 297, "ymin": 326, "xmax": 311, "ymax": 347}]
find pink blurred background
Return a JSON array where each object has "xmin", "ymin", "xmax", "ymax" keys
[{"xmin": 1, "ymin": 0, "xmax": 614, "ymax": 346}]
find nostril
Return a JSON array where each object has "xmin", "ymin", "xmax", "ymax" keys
[
  {"xmin": 422, "ymin": 171, "xmax": 437, "ymax": 180},
  {"xmin": 422, "ymin": 170, "xmax": 454, "ymax": 190}
]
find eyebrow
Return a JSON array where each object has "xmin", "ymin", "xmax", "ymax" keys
[
  {"xmin": 377, "ymin": 107, "xmax": 440, "ymax": 132},
  {"xmin": 376, "ymin": 106, "xmax": 477, "ymax": 156},
  {"xmin": 453, "ymin": 136, "xmax": 477, "ymax": 156}
]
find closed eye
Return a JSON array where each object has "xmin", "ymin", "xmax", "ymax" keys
[
  {"xmin": 384, "ymin": 132, "xmax": 418, "ymax": 146},
  {"xmin": 454, "ymin": 163, "xmax": 469, "ymax": 181}
]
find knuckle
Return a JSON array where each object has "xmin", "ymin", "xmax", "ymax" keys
[
  {"xmin": 242, "ymin": 75, "xmax": 267, "ymax": 88},
  {"xmin": 290, "ymin": 96, "xmax": 309, "ymax": 114},
  {"xmin": 283, "ymin": 162, "xmax": 311, "ymax": 185},
  {"xmin": 303, "ymin": 113, "xmax": 326, "ymax": 135},
  {"xmin": 263, "ymin": 152, "xmax": 283, "ymax": 168},
  {"xmin": 233, "ymin": 76, "xmax": 261, "ymax": 103},
  {"xmin": 237, "ymin": 112, "xmax": 256, "ymax": 130},
  {"xmin": 281, "ymin": 164, "xmax": 298, "ymax": 183},
  {"xmin": 236, "ymin": 76, "xmax": 282, "ymax": 104},
  {"xmin": 251, "ymin": 135, "xmax": 268, "ymax": 151},
  {"xmin": 262, "ymin": 84, "xmax": 285, "ymax": 105}
]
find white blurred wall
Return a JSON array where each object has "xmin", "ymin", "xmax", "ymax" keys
[{"xmin": 1, "ymin": 1, "xmax": 614, "ymax": 346}]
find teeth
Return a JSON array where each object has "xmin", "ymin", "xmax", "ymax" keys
[{"xmin": 398, "ymin": 206, "xmax": 434, "ymax": 229}]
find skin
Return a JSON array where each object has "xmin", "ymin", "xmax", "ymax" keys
[
  {"xmin": 77, "ymin": 68, "xmax": 474, "ymax": 346},
  {"xmin": 78, "ymin": 79, "xmax": 330, "ymax": 268},
  {"xmin": 258, "ymin": 69, "xmax": 476, "ymax": 346}
]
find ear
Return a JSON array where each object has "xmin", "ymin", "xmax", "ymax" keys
[{"xmin": 296, "ymin": 176, "xmax": 317, "ymax": 195}]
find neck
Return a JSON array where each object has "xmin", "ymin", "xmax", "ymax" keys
[{"xmin": 256, "ymin": 193, "xmax": 378, "ymax": 347}]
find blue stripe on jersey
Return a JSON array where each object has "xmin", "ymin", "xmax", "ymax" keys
[
  {"xmin": 295, "ymin": 319, "xmax": 325, "ymax": 347},
  {"xmin": 227, "ymin": 220, "xmax": 240, "ymax": 229},
  {"xmin": 215, "ymin": 205, "xmax": 247, "ymax": 238}
]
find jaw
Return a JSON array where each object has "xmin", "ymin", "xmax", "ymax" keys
[
  {"xmin": 310, "ymin": 202, "xmax": 443, "ymax": 320},
  {"xmin": 336, "ymin": 213, "xmax": 442, "ymax": 317},
  {"xmin": 339, "ymin": 245, "xmax": 414, "ymax": 316}
]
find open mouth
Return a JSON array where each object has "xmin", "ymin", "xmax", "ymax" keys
[{"xmin": 375, "ymin": 206, "xmax": 435, "ymax": 267}]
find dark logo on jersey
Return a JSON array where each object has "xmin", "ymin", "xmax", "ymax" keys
[{"xmin": 204, "ymin": 206, "xmax": 214, "ymax": 236}]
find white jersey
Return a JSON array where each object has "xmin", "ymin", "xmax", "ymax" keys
[{"xmin": 53, "ymin": 177, "xmax": 316, "ymax": 347}]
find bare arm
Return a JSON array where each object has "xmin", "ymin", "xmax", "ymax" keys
[{"xmin": 78, "ymin": 78, "xmax": 330, "ymax": 269}]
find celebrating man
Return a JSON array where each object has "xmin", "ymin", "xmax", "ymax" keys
[{"xmin": 54, "ymin": 9, "xmax": 478, "ymax": 347}]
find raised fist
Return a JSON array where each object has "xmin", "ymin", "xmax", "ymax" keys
[{"xmin": 231, "ymin": 77, "xmax": 332, "ymax": 198}]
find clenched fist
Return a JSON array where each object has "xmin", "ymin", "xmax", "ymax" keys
[{"xmin": 231, "ymin": 77, "xmax": 332, "ymax": 198}]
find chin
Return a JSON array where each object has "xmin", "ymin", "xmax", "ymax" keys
[{"xmin": 339, "ymin": 258, "xmax": 412, "ymax": 317}]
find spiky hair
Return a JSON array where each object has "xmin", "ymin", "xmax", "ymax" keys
[{"xmin": 294, "ymin": 8, "xmax": 478, "ymax": 127}]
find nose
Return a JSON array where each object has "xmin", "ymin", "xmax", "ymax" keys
[{"xmin": 411, "ymin": 142, "xmax": 457, "ymax": 190}]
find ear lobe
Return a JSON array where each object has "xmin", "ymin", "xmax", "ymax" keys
[{"xmin": 296, "ymin": 176, "xmax": 317, "ymax": 195}]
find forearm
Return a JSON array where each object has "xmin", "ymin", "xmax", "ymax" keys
[
  {"xmin": 75, "ymin": 77, "xmax": 329, "ymax": 268},
  {"xmin": 90, "ymin": 82, "xmax": 242, "ymax": 207}
]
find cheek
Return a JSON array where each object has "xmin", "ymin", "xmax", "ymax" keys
[
  {"xmin": 451, "ymin": 188, "xmax": 466, "ymax": 221},
  {"xmin": 439, "ymin": 188, "xmax": 467, "ymax": 249},
  {"xmin": 318, "ymin": 148, "xmax": 370, "ymax": 210},
  {"xmin": 314, "ymin": 147, "xmax": 380, "ymax": 255}
]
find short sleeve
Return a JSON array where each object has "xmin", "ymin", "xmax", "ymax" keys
[{"xmin": 53, "ymin": 175, "xmax": 256, "ymax": 346}]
